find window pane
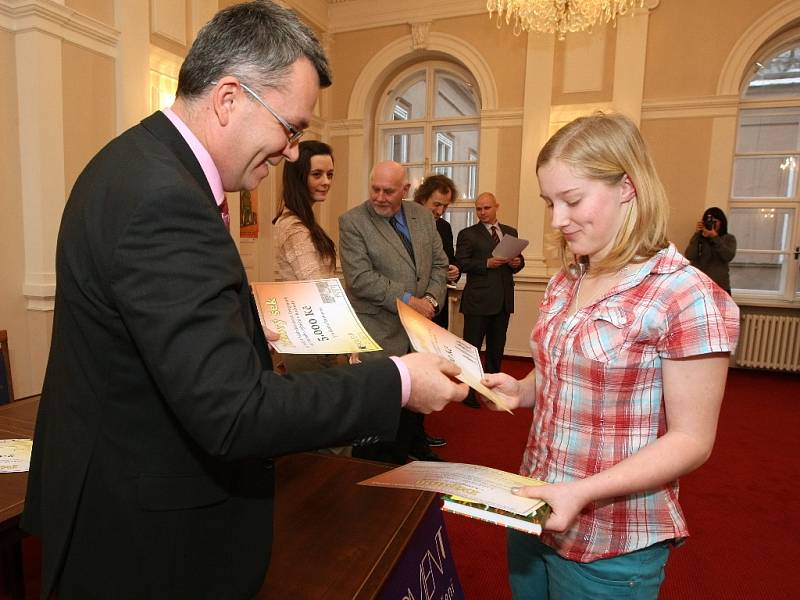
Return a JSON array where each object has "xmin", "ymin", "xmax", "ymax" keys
[
  {"xmin": 729, "ymin": 207, "xmax": 794, "ymax": 293},
  {"xmin": 744, "ymin": 47, "xmax": 800, "ymax": 98},
  {"xmin": 730, "ymin": 251, "xmax": 786, "ymax": 292},
  {"xmin": 445, "ymin": 207, "xmax": 477, "ymax": 243},
  {"xmin": 406, "ymin": 166, "xmax": 425, "ymax": 201},
  {"xmin": 383, "ymin": 75, "xmax": 426, "ymax": 121},
  {"xmin": 737, "ymin": 108, "xmax": 800, "ymax": 153},
  {"xmin": 434, "ymin": 70, "xmax": 479, "ymax": 117},
  {"xmin": 732, "ymin": 156, "xmax": 797, "ymax": 198},
  {"xmin": 383, "ymin": 128, "xmax": 424, "ymax": 164},
  {"xmin": 432, "ymin": 125, "xmax": 479, "ymax": 161},
  {"xmin": 431, "ymin": 164, "xmax": 479, "ymax": 200}
]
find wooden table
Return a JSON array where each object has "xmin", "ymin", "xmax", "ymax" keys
[
  {"xmin": 0, "ymin": 402, "xmax": 441, "ymax": 599},
  {"xmin": 0, "ymin": 396, "xmax": 37, "ymax": 600},
  {"xmin": 0, "ymin": 397, "xmax": 36, "ymax": 529},
  {"xmin": 257, "ymin": 453, "xmax": 436, "ymax": 599}
]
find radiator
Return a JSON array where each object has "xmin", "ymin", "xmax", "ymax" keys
[{"xmin": 734, "ymin": 313, "xmax": 800, "ymax": 372}]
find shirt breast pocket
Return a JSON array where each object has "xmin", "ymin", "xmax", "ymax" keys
[{"xmin": 576, "ymin": 307, "xmax": 646, "ymax": 364}]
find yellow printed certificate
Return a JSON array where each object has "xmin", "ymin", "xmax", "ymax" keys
[
  {"xmin": 396, "ymin": 300, "xmax": 512, "ymax": 412},
  {"xmin": 252, "ymin": 279, "xmax": 382, "ymax": 354}
]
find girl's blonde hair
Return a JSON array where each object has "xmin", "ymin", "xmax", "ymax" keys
[{"xmin": 537, "ymin": 112, "xmax": 669, "ymax": 276}]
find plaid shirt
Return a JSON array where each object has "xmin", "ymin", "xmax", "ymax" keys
[{"xmin": 522, "ymin": 244, "xmax": 739, "ymax": 562}]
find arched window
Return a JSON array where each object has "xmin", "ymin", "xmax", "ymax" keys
[
  {"xmin": 730, "ymin": 42, "xmax": 800, "ymax": 303},
  {"xmin": 376, "ymin": 61, "xmax": 480, "ymax": 237}
]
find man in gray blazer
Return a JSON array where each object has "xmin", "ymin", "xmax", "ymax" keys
[{"xmin": 340, "ymin": 161, "xmax": 449, "ymax": 463}]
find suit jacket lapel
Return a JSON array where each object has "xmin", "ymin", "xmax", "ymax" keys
[
  {"xmin": 366, "ymin": 203, "xmax": 416, "ymax": 270},
  {"xmin": 406, "ymin": 208, "xmax": 423, "ymax": 267}
]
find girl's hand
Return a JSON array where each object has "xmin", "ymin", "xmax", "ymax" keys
[
  {"xmin": 513, "ymin": 480, "xmax": 591, "ymax": 533},
  {"xmin": 480, "ymin": 372, "xmax": 523, "ymax": 410}
]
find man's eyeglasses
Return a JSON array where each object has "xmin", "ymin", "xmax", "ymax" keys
[{"xmin": 212, "ymin": 80, "xmax": 304, "ymax": 145}]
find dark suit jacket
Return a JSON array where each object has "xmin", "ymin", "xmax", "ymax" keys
[
  {"xmin": 22, "ymin": 112, "xmax": 402, "ymax": 599},
  {"xmin": 456, "ymin": 222, "xmax": 524, "ymax": 315},
  {"xmin": 436, "ymin": 218, "xmax": 455, "ymax": 265}
]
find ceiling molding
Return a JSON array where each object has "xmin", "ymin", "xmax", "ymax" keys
[
  {"xmin": 0, "ymin": 0, "xmax": 119, "ymax": 57},
  {"xmin": 328, "ymin": 0, "xmax": 486, "ymax": 34}
]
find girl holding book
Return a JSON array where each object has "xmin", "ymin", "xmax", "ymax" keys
[{"xmin": 481, "ymin": 112, "xmax": 739, "ymax": 599}]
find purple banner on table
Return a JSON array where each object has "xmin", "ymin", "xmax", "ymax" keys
[{"xmin": 377, "ymin": 500, "xmax": 464, "ymax": 600}]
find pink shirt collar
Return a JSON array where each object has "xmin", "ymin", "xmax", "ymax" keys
[{"xmin": 162, "ymin": 107, "xmax": 225, "ymax": 207}]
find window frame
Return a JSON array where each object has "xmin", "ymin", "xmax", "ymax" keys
[
  {"xmin": 375, "ymin": 60, "xmax": 481, "ymax": 215},
  {"xmin": 730, "ymin": 42, "xmax": 800, "ymax": 306}
]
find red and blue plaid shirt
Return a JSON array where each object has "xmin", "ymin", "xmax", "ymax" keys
[{"xmin": 522, "ymin": 244, "xmax": 739, "ymax": 562}]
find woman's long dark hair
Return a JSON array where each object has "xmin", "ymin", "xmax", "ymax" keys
[
  {"xmin": 273, "ymin": 140, "xmax": 336, "ymax": 268},
  {"xmin": 703, "ymin": 206, "xmax": 729, "ymax": 236}
]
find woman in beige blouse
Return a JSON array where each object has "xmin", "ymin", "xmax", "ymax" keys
[{"xmin": 272, "ymin": 141, "xmax": 343, "ymax": 373}]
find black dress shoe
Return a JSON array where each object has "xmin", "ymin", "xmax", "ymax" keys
[
  {"xmin": 425, "ymin": 435, "xmax": 447, "ymax": 448},
  {"xmin": 462, "ymin": 396, "xmax": 481, "ymax": 409},
  {"xmin": 408, "ymin": 449, "xmax": 444, "ymax": 462}
]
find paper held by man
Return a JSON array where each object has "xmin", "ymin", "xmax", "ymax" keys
[
  {"xmin": 396, "ymin": 299, "xmax": 512, "ymax": 412},
  {"xmin": 251, "ymin": 278, "xmax": 382, "ymax": 354},
  {"xmin": 491, "ymin": 234, "xmax": 529, "ymax": 259}
]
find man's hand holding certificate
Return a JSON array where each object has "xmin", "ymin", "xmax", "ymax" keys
[
  {"xmin": 396, "ymin": 299, "xmax": 512, "ymax": 412},
  {"xmin": 252, "ymin": 278, "xmax": 382, "ymax": 354}
]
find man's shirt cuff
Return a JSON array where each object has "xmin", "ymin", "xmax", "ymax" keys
[{"xmin": 389, "ymin": 356, "xmax": 411, "ymax": 407}]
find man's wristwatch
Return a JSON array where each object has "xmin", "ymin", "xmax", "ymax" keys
[{"xmin": 423, "ymin": 294, "xmax": 439, "ymax": 310}]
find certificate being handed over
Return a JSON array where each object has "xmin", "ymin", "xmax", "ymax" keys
[
  {"xmin": 396, "ymin": 299, "xmax": 511, "ymax": 412},
  {"xmin": 252, "ymin": 278, "xmax": 382, "ymax": 354}
]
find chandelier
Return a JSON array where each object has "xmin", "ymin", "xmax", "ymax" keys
[{"xmin": 487, "ymin": 0, "xmax": 644, "ymax": 39}]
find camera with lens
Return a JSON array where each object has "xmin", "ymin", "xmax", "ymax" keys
[{"xmin": 704, "ymin": 214, "xmax": 715, "ymax": 231}]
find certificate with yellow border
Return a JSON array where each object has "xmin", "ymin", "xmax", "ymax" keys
[{"xmin": 251, "ymin": 279, "xmax": 381, "ymax": 354}]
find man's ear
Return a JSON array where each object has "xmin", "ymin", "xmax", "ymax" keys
[{"xmin": 211, "ymin": 77, "xmax": 241, "ymax": 127}]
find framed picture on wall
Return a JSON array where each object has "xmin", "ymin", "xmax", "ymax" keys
[{"xmin": 240, "ymin": 189, "xmax": 259, "ymax": 239}]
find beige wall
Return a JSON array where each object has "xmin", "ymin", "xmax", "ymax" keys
[
  {"xmin": 642, "ymin": 118, "xmax": 715, "ymax": 255},
  {"xmin": 62, "ymin": 42, "xmax": 116, "ymax": 194},
  {"xmin": 644, "ymin": 0, "xmax": 786, "ymax": 100},
  {"xmin": 434, "ymin": 14, "xmax": 527, "ymax": 109},
  {"xmin": 329, "ymin": 24, "xmax": 408, "ymax": 120},
  {"xmin": 0, "ymin": 29, "xmax": 30, "ymax": 395}
]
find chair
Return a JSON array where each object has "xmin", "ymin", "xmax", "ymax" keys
[{"xmin": 0, "ymin": 330, "xmax": 13, "ymax": 404}]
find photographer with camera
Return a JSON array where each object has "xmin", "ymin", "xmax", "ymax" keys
[{"xmin": 684, "ymin": 206, "xmax": 737, "ymax": 295}]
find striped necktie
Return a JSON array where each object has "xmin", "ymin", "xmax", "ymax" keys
[
  {"xmin": 219, "ymin": 197, "xmax": 230, "ymax": 231},
  {"xmin": 390, "ymin": 215, "xmax": 415, "ymax": 262},
  {"xmin": 490, "ymin": 225, "xmax": 500, "ymax": 246}
]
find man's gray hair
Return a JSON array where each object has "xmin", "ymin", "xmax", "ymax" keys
[{"xmin": 177, "ymin": 0, "xmax": 331, "ymax": 98}]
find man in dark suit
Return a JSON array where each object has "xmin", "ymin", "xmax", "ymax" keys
[
  {"xmin": 22, "ymin": 3, "xmax": 466, "ymax": 598},
  {"xmin": 412, "ymin": 174, "xmax": 461, "ymax": 449},
  {"xmin": 340, "ymin": 161, "xmax": 449, "ymax": 463},
  {"xmin": 413, "ymin": 174, "xmax": 461, "ymax": 331},
  {"xmin": 456, "ymin": 192, "xmax": 524, "ymax": 407}
]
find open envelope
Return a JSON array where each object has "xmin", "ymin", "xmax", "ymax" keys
[{"xmin": 396, "ymin": 299, "xmax": 512, "ymax": 413}]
